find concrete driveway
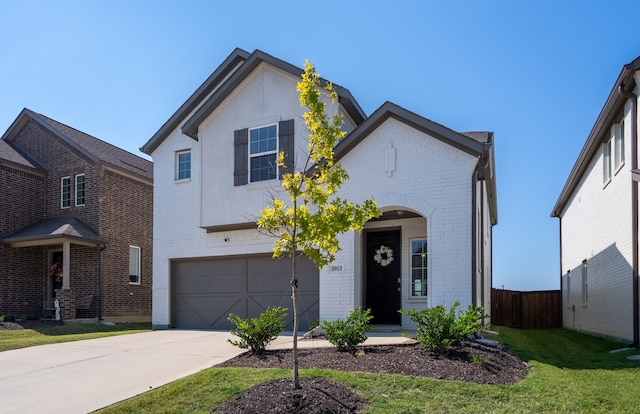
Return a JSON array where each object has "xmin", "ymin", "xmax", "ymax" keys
[
  {"xmin": 0, "ymin": 329, "xmax": 411, "ymax": 414},
  {"xmin": 0, "ymin": 330, "xmax": 243, "ymax": 414}
]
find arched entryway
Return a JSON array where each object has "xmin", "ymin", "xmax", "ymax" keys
[{"xmin": 362, "ymin": 209, "xmax": 425, "ymax": 326}]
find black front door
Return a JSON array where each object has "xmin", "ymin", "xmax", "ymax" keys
[{"xmin": 365, "ymin": 229, "xmax": 401, "ymax": 324}]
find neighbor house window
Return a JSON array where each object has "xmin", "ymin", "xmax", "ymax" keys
[
  {"xmin": 75, "ymin": 174, "xmax": 85, "ymax": 206},
  {"xmin": 603, "ymin": 140, "xmax": 612, "ymax": 185},
  {"xmin": 565, "ymin": 269, "xmax": 571, "ymax": 307},
  {"xmin": 129, "ymin": 246, "xmax": 140, "ymax": 284},
  {"xmin": 249, "ymin": 124, "xmax": 278, "ymax": 182},
  {"xmin": 176, "ymin": 150, "xmax": 191, "ymax": 181},
  {"xmin": 61, "ymin": 176, "xmax": 71, "ymax": 208},
  {"xmin": 581, "ymin": 260, "xmax": 588, "ymax": 305},
  {"xmin": 614, "ymin": 120, "xmax": 625, "ymax": 171},
  {"xmin": 411, "ymin": 239, "xmax": 428, "ymax": 297}
]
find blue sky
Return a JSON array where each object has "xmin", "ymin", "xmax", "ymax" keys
[{"xmin": 2, "ymin": 1, "xmax": 640, "ymax": 291}]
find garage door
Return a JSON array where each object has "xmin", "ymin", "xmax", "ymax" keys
[{"xmin": 172, "ymin": 254, "xmax": 319, "ymax": 330}]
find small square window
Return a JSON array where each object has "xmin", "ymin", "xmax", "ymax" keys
[
  {"xmin": 129, "ymin": 246, "xmax": 140, "ymax": 284},
  {"xmin": 75, "ymin": 174, "xmax": 86, "ymax": 206},
  {"xmin": 61, "ymin": 176, "xmax": 71, "ymax": 208},
  {"xmin": 249, "ymin": 125, "xmax": 278, "ymax": 182},
  {"xmin": 176, "ymin": 150, "xmax": 191, "ymax": 181}
]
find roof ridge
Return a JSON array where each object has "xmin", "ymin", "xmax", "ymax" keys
[{"xmin": 30, "ymin": 110, "xmax": 151, "ymax": 164}]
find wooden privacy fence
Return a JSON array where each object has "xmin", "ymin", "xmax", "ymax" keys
[{"xmin": 491, "ymin": 288, "xmax": 561, "ymax": 329}]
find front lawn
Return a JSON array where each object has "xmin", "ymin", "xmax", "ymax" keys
[
  {"xmin": 96, "ymin": 327, "xmax": 640, "ymax": 413},
  {"xmin": 0, "ymin": 322, "xmax": 151, "ymax": 352}
]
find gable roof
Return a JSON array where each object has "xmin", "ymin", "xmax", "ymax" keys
[
  {"xmin": 141, "ymin": 48, "xmax": 251, "ymax": 155},
  {"xmin": 1, "ymin": 215, "xmax": 105, "ymax": 248},
  {"xmin": 334, "ymin": 101, "xmax": 498, "ymax": 225},
  {"xmin": 0, "ymin": 138, "xmax": 45, "ymax": 173},
  {"xmin": 551, "ymin": 55, "xmax": 640, "ymax": 218},
  {"xmin": 2, "ymin": 109, "xmax": 153, "ymax": 183},
  {"xmin": 140, "ymin": 48, "xmax": 366, "ymax": 153}
]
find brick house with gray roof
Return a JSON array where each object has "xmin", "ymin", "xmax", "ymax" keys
[{"xmin": 0, "ymin": 109, "xmax": 153, "ymax": 321}]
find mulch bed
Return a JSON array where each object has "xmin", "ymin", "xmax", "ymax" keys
[
  {"xmin": 0, "ymin": 320, "xmax": 65, "ymax": 330},
  {"xmin": 216, "ymin": 340, "xmax": 529, "ymax": 413}
]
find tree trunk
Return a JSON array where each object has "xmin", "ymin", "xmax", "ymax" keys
[{"xmin": 291, "ymin": 253, "xmax": 300, "ymax": 389}]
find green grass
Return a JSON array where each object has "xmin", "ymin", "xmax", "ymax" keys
[
  {"xmin": 97, "ymin": 326, "xmax": 640, "ymax": 413},
  {"xmin": 0, "ymin": 322, "xmax": 151, "ymax": 352}
]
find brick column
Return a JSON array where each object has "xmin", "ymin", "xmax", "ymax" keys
[{"xmin": 55, "ymin": 289, "xmax": 76, "ymax": 320}]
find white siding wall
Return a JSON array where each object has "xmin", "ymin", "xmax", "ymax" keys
[{"xmin": 560, "ymin": 99, "xmax": 635, "ymax": 342}]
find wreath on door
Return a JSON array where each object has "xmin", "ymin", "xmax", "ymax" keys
[
  {"xmin": 50, "ymin": 262, "xmax": 63, "ymax": 283},
  {"xmin": 374, "ymin": 245, "xmax": 394, "ymax": 267}
]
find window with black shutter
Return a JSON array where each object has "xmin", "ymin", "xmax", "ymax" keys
[{"xmin": 234, "ymin": 119, "xmax": 294, "ymax": 185}]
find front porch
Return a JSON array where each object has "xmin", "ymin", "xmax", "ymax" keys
[{"xmin": 1, "ymin": 216, "xmax": 105, "ymax": 321}]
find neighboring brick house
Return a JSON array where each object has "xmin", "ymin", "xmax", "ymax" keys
[
  {"xmin": 142, "ymin": 48, "xmax": 497, "ymax": 330},
  {"xmin": 0, "ymin": 109, "xmax": 153, "ymax": 321},
  {"xmin": 552, "ymin": 55, "xmax": 640, "ymax": 344}
]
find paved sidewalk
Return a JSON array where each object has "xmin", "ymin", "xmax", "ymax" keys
[{"xmin": 0, "ymin": 330, "xmax": 411, "ymax": 414}]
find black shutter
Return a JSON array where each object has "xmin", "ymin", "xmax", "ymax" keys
[
  {"xmin": 234, "ymin": 128, "xmax": 248, "ymax": 186},
  {"xmin": 279, "ymin": 119, "xmax": 294, "ymax": 179}
]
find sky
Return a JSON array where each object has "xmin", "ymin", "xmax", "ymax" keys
[{"xmin": 2, "ymin": 1, "xmax": 640, "ymax": 292}]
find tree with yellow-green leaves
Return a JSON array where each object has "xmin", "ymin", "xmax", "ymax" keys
[{"xmin": 257, "ymin": 61, "xmax": 380, "ymax": 389}]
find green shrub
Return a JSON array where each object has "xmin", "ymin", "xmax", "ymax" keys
[
  {"xmin": 2, "ymin": 314, "xmax": 16, "ymax": 322},
  {"xmin": 227, "ymin": 306, "xmax": 287, "ymax": 354},
  {"xmin": 321, "ymin": 307, "xmax": 374, "ymax": 352},
  {"xmin": 22, "ymin": 313, "xmax": 39, "ymax": 321},
  {"xmin": 400, "ymin": 301, "xmax": 486, "ymax": 354}
]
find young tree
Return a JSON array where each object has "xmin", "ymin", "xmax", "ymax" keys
[{"xmin": 257, "ymin": 61, "xmax": 380, "ymax": 388}]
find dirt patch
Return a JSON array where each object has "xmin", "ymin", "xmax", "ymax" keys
[{"xmin": 216, "ymin": 340, "xmax": 528, "ymax": 413}]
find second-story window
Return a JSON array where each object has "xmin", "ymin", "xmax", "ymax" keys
[
  {"xmin": 614, "ymin": 120, "xmax": 625, "ymax": 172},
  {"xmin": 249, "ymin": 124, "xmax": 278, "ymax": 182},
  {"xmin": 176, "ymin": 150, "xmax": 191, "ymax": 181},
  {"xmin": 61, "ymin": 176, "xmax": 71, "ymax": 208},
  {"xmin": 75, "ymin": 174, "xmax": 86, "ymax": 206},
  {"xmin": 603, "ymin": 140, "xmax": 612, "ymax": 185}
]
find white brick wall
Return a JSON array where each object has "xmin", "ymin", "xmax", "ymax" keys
[
  {"xmin": 150, "ymin": 64, "xmax": 486, "ymax": 330},
  {"xmin": 560, "ymin": 97, "xmax": 635, "ymax": 342},
  {"xmin": 321, "ymin": 118, "xmax": 479, "ymax": 327}
]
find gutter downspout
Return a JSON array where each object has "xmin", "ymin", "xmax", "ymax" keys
[
  {"xmin": 471, "ymin": 170, "xmax": 478, "ymax": 307},
  {"xmin": 619, "ymin": 84, "xmax": 639, "ymax": 347}
]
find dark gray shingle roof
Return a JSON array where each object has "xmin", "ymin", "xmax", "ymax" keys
[
  {"xmin": 0, "ymin": 139, "xmax": 43, "ymax": 170},
  {"xmin": 33, "ymin": 111, "xmax": 153, "ymax": 181},
  {"xmin": 2, "ymin": 109, "xmax": 152, "ymax": 183},
  {"xmin": 1, "ymin": 216, "xmax": 105, "ymax": 246}
]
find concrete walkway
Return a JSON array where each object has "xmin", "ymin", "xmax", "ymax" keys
[{"xmin": 0, "ymin": 330, "xmax": 410, "ymax": 414}]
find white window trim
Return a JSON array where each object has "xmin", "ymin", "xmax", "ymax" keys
[
  {"xmin": 61, "ymin": 176, "xmax": 71, "ymax": 209},
  {"xmin": 175, "ymin": 150, "xmax": 191, "ymax": 182},
  {"xmin": 614, "ymin": 120, "xmax": 626, "ymax": 174},
  {"xmin": 409, "ymin": 238, "xmax": 428, "ymax": 298},
  {"xmin": 129, "ymin": 245, "xmax": 141, "ymax": 285},
  {"xmin": 75, "ymin": 173, "xmax": 86, "ymax": 206},
  {"xmin": 248, "ymin": 123, "xmax": 279, "ymax": 183},
  {"xmin": 603, "ymin": 140, "xmax": 612, "ymax": 187}
]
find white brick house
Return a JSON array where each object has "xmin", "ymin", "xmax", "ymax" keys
[
  {"xmin": 552, "ymin": 55, "xmax": 640, "ymax": 344},
  {"xmin": 142, "ymin": 49, "xmax": 497, "ymax": 330}
]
